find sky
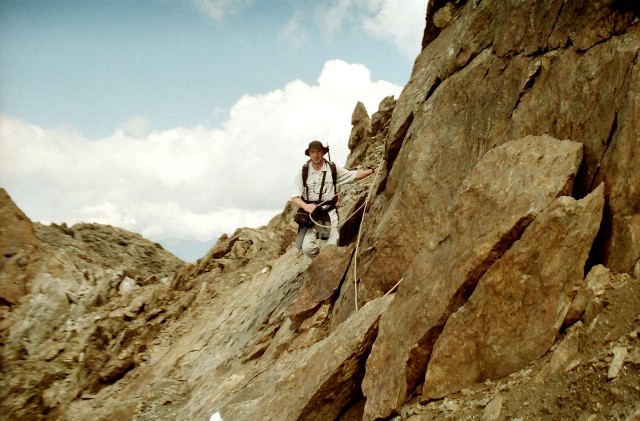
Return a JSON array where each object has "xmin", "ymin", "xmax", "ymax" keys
[{"xmin": 0, "ymin": 0, "xmax": 427, "ymax": 262}]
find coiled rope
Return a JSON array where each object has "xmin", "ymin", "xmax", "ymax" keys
[{"xmin": 307, "ymin": 179, "xmax": 374, "ymax": 229}]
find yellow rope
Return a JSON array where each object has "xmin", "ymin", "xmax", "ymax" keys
[
  {"xmin": 352, "ymin": 159, "xmax": 383, "ymax": 311},
  {"xmin": 307, "ymin": 172, "xmax": 378, "ymax": 229},
  {"xmin": 303, "ymin": 158, "xmax": 386, "ymax": 312}
]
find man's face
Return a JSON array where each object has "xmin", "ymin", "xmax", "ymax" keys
[{"xmin": 309, "ymin": 147, "xmax": 325, "ymax": 164}]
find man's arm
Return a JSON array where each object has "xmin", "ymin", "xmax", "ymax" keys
[
  {"xmin": 291, "ymin": 196, "xmax": 317, "ymax": 213},
  {"xmin": 354, "ymin": 167, "xmax": 376, "ymax": 181}
]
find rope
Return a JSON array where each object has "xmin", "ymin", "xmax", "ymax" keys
[
  {"xmin": 384, "ymin": 277, "xmax": 404, "ymax": 296},
  {"xmin": 303, "ymin": 156, "xmax": 391, "ymax": 312},
  {"xmin": 306, "ymin": 172, "xmax": 378, "ymax": 229},
  {"xmin": 352, "ymin": 159, "xmax": 383, "ymax": 311},
  {"xmin": 308, "ymin": 200, "xmax": 368, "ymax": 229}
]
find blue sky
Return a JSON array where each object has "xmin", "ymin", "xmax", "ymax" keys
[{"xmin": 0, "ymin": 0, "xmax": 426, "ymax": 261}]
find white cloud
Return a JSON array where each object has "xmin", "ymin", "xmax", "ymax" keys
[
  {"xmin": 0, "ymin": 60, "xmax": 401, "ymax": 244},
  {"xmin": 362, "ymin": 0, "xmax": 427, "ymax": 58},
  {"xmin": 312, "ymin": 0, "xmax": 356, "ymax": 36},
  {"xmin": 191, "ymin": 0, "xmax": 255, "ymax": 20},
  {"xmin": 306, "ymin": 0, "xmax": 426, "ymax": 59},
  {"xmin": 279, "ymin": 14, "xmax": 308, "ymax": 48},
  {"xmin": 121, "ymin": 116, "xmax": 152, "ymax": 137}
]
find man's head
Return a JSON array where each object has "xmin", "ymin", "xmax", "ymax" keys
[
  {"xmin": 305, "ymin": 140, "xmax": 329, "ymax": 165},
  {"xmin": 305, "ymin": 140, "xmax": 329, "ymax": 156}
]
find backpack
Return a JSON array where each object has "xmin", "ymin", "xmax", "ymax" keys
[{"xmin": 302, "ymin": 159, "xmax": 338, "ymax": 204}]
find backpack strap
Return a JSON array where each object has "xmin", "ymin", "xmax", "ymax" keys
[
  {"xmin": 317, "ymin": 170, "xmax": 327, "ymax": 203},
  {"xmin": 302, "ymin": 161, "xmax": 310, "ymax": 202},
  {"xmin": 328, "ymin": 161, "xmax": 337, "ymax": 202},
  {"xmin": 301, "ymin": 159, "xmax": 338, "ymax": 204}
]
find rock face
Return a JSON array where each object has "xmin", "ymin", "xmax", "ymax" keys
[
  {"xmin": 361, "ymin": 135, "xmax": 585, "ymax": 420},
  {"xmin": 1, "ymin": 1, "xmax": 640, "ymax": 421},
  {"xmin": 422, "ymin": 185, "xmax": 604, "ymax": 399},
  {"xmin": 289, "ymin": 245, "xmax": 353, "ymax": 325},
  {"xmin": 222, "ymin": 295, "xmax": 393, "ymax": 421},
  {"xmin": 0, "ymin": 188, "xmax": 38, "ymax": 306},
  {"xmin": 347, "ymin": 0, "xmax": 640, "ymax": 314},
  {"xmin": 0, "ymin": 198, "xmax": 185, "ymax": 419}
]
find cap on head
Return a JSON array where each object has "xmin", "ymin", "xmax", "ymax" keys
[{"xmin": 305, "ymin": 140, "xmax": 329, "ymax": 156}]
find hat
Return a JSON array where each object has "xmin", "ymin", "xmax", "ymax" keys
[{"xmin": 305, "ymin": 140, "xmax": 329, "ymax": 156}]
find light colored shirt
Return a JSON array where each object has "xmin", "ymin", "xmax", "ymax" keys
[{"xmin": 293, "ymin": 160, "xmax": 356, "ymax": 204}]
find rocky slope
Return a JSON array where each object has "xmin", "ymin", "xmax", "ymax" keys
[{"xmin": 1, "ymin": 1, "xmax": 640, "ymax": 420}]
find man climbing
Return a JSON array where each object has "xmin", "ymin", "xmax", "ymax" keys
[{"xmin": 291, "ymin": 140, "xmax": 376, "ymax": 258}]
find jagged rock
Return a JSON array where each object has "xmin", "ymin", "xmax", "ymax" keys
[
  {"xmin": 348, "ymin": 101, "xmax": 371, "ymax": 151},
  {"xmin": 0, "ymin": 188, "xmax": 38, "ymax": 305},
  {"xmin": 422, "ymin": 186, "xmax": 604, "ymax": 399},
  {"xmin": 288, "ymin": 244, "xmax": 352, "ymax": 326},
  {"xmin": 118, "ymin": 276, "xmax": 139, "ymax": 295},
  {"xmin": 3, "ymin": 1, "xmax": 640, "ymax": 420},
  {"xmin": 69, "ymin": 248, "xmax": 312, "ymax": 421},
  {"xmin": 503, "ymin": 32, "xmax": 640, "ymax": 274},
  {"xmin": 288, "ymin": 303, "xmax": 331, "ymax": 351},
  {"xmin": 5, "ymin": 273, "xmax": 71, "ymax": 359},
  {"xmin": 535, "ymin": 322, "xmax": 585, "ymax": 383},
  {"xmin": 482, "ymin": 395, "xmax": 504, "ymax": 421},
  {"xmin": 608, "ymin": 346, "xmax": 628, "ymax": 379},
  {"xmin": 565, "ymin": 264, "xmax": 611, "ymax": 325},
  {"xmin": 354, "ymin": 0, "xmax": 640, "ymax": 316},
  {"xmin": 345, "ymin": 97, "xmax": 395, "ymax": 170},
  {"xmin": 221, "ymin": 295, "xmax": 393, "ymax": 421},
  {"xmin": 362, "ymin": 135, "xmax": 584, "ymax": 420},
  {"xmin": 0, "ymin": 211, "xmax": 186, "ymax": 419},
  {"xmin": 370, "ymin": 96, "xmax": 396, "ymax": 138}
]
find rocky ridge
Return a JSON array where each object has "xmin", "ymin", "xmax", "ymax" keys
[{"xmin": 1, "ymin": 1, "xmax": 640, "ymax": 420}]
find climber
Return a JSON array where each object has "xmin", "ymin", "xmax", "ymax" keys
[{"xmin": 291, "ymin": 140, "xmax": 376, "ymax": 258}]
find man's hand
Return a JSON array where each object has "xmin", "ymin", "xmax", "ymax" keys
[
  {"xmin": 355, "ymin": 167, "xmax": 377, "ymax": 181},
  {"xmin": 291, "ymin": 196, "xmax": 317, "ymax": 214},
  {"xmin": 302, "ymin": 203, "xmax": 317, "ymax": 214}
]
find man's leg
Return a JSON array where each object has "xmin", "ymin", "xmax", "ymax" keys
[
  {"xmin": 325, "ymin": 211, "xmax": 340, "ymax": 246},
  {"xmin": 301, "ymin": 228, "xmax": 320, "ymax": 257}
]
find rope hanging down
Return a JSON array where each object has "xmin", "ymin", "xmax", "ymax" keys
[
  {"xmin": 352, "ymin": 158, "xmax": 383, "ymax": 311},
  {"xmin": 306, "ymin": 171, "xmax": 377, "ymax": 229},
  {"xmin": 306, "ymin": 157, "xmax": 397, "ymax": 312}
]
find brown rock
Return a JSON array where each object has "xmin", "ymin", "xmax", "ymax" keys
[
  {"xmin": 370, "ymin": 96, "xmax": 396, "ymax": 139},
  {"xmin": 503, "ymin": 31, "xmax": 640, "ymax": 273},
  {"xmin": 348, "ymin": 101, "xmax": 370, "ymax": 150},
  {"xmin": 345, "ymin": 96, "xmax": 395, "ymax": 171},
  {"xmin": 608, "ymin": 346, "xmax": 628, "ymax": 379},
  {"xmin": 482, "ymin": 395, "xmax": 504, "ymax": 421},
  {"xmin": 0, "ymin": 188, "xmax": 38, "ymax": 305},
  {"xmin": 422, "ymin": 185, "xmax": 604, "ymax": 399},
  {"xmin": 288, "ymin": 303, "xmax": 331, "ymax": 351},
  {"xmin": 355, "ymin": 0, "xmax": 639, "ymax": 320},
  {"xmin": 362, "ymin": 135, "xmax": 584, "ymax": 420},
  {"xmin": 345, "ymin": 102, "xmax": 372, "ymax": 168},
  {"xmin": 564, "ymin": 265, "xmax": 611, "ymax": 325},
  {"xmin": 288, "ymin": 245, "xmax": 352, "ymax": 326},
  {"xmin": 536, "ymin": 323, "xmax": 585, "ymax": 383},
  {"xmin": 584, "ymin": 297, "xmax": 605, "ymax": 329},
  {"xmin": 221, "ymin": 295, "xmax": 393, "ymax": 421}
]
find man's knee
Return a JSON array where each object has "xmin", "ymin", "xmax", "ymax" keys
[{"xmin": 302, "ymin": 239, "xmax": 319, "ymax": 257}]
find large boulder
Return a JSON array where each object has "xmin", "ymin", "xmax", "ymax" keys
[
  {"xmin": 288, "ymin": 245, "xmax": 353, "ymax": 326},
  {"xmin": 0, "ymin": 188, "xmax": 38, "ymax": 305},
  {"xmin": 221, "ymin": 295, "xmax": 393, "ymax": 421},
  {"xmin": 422, "ymin": 184, "xmax": 604, "ymax": 399},
  {"xmin": 344, "ymin": 0, "xmax": 640, "ymax": 321},
  {"xmin": 362, "ymin": 135, "xmax": 584, "ymax": 420}
]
